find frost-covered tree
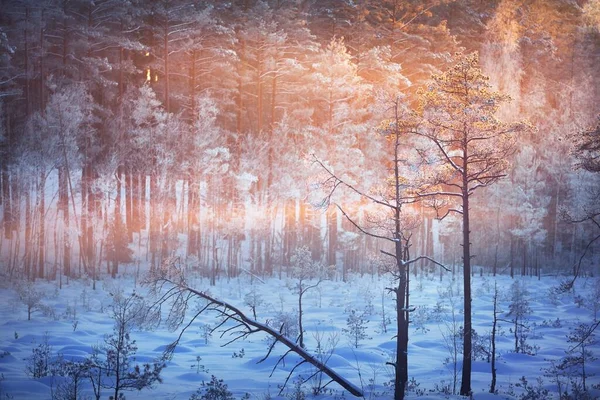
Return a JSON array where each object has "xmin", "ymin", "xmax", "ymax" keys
[
  {"xmin": 288, "ymin": 246, "xmax": 329, "ymax": 349},
  {"xmin": 315, "ymin": 94, "xmax": 447, "ymax": 400},
  {"xmin": 417, "ymin": 52, "xmax": 531, "ymax": 396},
  {"xmin": 506, "ymin": 280, "xmax": 532, "ymax": 354},
  {"xmin": 561, "ymin": 117, "xmax": 600, "ymax": 289},
  {"xmin": 508, "ymin": 145, "xmax": 550, "ymax": 277},
  {"xmin": 309, "ymin": 37, "xmax": 375, "ymax": 270},
  {"xmin": 16, "ymin": 280, "xmax": 46, "ymax": 321}
]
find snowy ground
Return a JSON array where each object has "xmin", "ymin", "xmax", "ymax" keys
[{"xmin": 0, "ymin": 271, "xmax": 599, "ymax": 400}]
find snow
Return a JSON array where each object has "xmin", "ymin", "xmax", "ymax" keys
[{"xmin": 0, "ymin": 273, "xmax": 599, "ymax": 399}]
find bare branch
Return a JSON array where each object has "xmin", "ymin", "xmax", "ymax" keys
[
  {"xmin": 337, "ymin": 204, "xmax": 395, "ymax": 243},
  {"xmin": 404, "ymin": 256, "xmax": 450, "ymax": 272}
]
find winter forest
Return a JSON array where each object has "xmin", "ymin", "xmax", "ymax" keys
[{"xmin": 0, "ymin": 0, "xmax": 600, "ymax": 399}]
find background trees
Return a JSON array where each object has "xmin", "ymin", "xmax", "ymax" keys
[{"xmin": 0, "ymin": 0, "xmax": 597, "ymax": 295}]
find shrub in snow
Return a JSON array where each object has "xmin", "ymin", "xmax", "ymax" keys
[
  {"xmin": 555, "ymin": 322, "xmax": 597, "ymax": 395},
  {"xmin": 191, "ymin": 355, "xmax": 209, "ymax": 374},
  {"xmin": 24, "ymin": 335, "xmax": 52, "ymax": 378},
  {"xmin": 507, "ymin": 280, "xmax": 535, "ymax": 354},
  {"xmin": 514, "ymin": 376, "xmax": 549, "ymax": 400},
  {"xmin": 266, "ymin": 310, "xmax": 299, "ymax": 342},
  {"xmin": 343, "ymin": 309, "xmax": 370, "ymax": 348},
  {"xmin": 285, "ymin": 376, "xmax": 306, "ymax": 400},
  {"xmin": 231, "ymin": 348, "xmax": 245, "ymax": 358},
  {"xmin": 200, "ymin": 323, "xmax": 213, "ymax": 345},
  {"xmin": 50, "ymin": 359, "xmax": 88, "ymax": 400},
  {"xmin": 190, "ymin": 375, "xmax": 235, "ymax": 400},
  {"xmin": 243, "ymin": 286, "xmax": 264, "ymax": 320},
  {"xmin": 16, "ymin": 280, "xmax": 46, "ymax": 321},
  {"xmin": 86, "ymin": 293, "xmax": 165, "ymax": 400},
  {"xmin": 310, "ymin": 329, "xmax": 339, "ymax": 395}
]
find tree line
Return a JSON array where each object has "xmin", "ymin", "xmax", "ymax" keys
[{"xmin": 0, "ymin": 0, "xmax": 599, "ymax": 285}]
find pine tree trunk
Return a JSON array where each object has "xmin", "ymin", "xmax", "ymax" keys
[
  {"xmin": 327, "ymin": 207, "xmax": 337, "ymax": 273},
  {"xmin": 149, "ymin": 173, "xmax": 158, "ymax": 270},
  {"xmin": 24, "ymin": 182, "xmax": 32, "ymax": 279},
  {"xmin": 125, "ymin": 169, "xmax": 133, "ymax": 241},
  {"xmin": 2, "ymin": 160, "xmax": 10, "ymax": 239},
  {"xmin": 460, "ymin": 168, "xmax": 472, "ymax": 396},
  {"xmin": 37, "ymin": 171, "xmax": 46, "ymax": 279},
  {"xmin": 139, "ymin": 173, "xmax": 146, "ymax": 230},
  {"xmin": 59, "ymin": 167, "xmax": 71, "ymax": 277}
]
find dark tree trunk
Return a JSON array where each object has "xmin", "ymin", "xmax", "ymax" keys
[
  {"xmin": 460, "ymin": 165, "xmax": 472, "ymax": 397},
  {"xmin": 490, "ymin": 283, "xmax": 498, "ymax": 393}
]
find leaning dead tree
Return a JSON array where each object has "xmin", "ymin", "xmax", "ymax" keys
[{"xmin": 143, "ymin": 257, "xmax": 363, "ymax": 397}]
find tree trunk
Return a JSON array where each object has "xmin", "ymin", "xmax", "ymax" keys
[
  {"xmin": 490, "ymin": 283, "xmax": 498, "ymax": 393},
  {"xmin": 125, "ymin": 169, "xmax": 133, "ymax": 241},
  {"xmin": 37, "ymin": 171, "xmax": 46, "ymax": 279},
  {"xmin": 327, "ymin": 207, "xmax": 337, "ymax": 273},
  {"xmin": 59, "ymin": 167, "xmax": 71, "ymax": 277},
  {"xmin": 460, "ymin": 166, "xmax": 472, "ymax": 396},
  {"xmin": 24, "ymin": 182, "xmax": 32, "ymax": 279},
  {"xmin": 2, "ymin": 160, "xmax": 11, "ymax": 239}
]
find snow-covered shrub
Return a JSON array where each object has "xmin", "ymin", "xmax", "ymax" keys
[
  {"xmin": 86, "ymin": 293, "xmax": 164, "ymax": 400},
  {"xmin": 514, "ymin": 376, "xmax": 549, "ymax": 400},
  {"xmin": 16, "ymin": 281, "xmax": 46, "ymax": 321},
  {"xmin": 411, "ymin": 305, "xmax": 431, "ymax": 334},
  {"xmin": 49, "ymin": 359, "xmax": 87, "ymax": 400},
  {"xmin": 286, "ymin": 376, "xmax": 307, "ymax": 400},
  {"xmin": 190, "ymin": 375, "xmax": 235, "ymax": 400},
  {"xmin": 310, "ymin": 329, "xmax": 339, "ymax": 395},
  {"xmin": 243, "ymin": 286, "xmax": 264, "ymax": 320},
  {"xmin": 507, "ymin": 280, "xmax": 535, "ymax": 354},
  {"xmin": 24, "ymin": 335, "xmax": 52, "ymax": 378},
  {"xmin": 555, "ymin": 322, "xmax": 598, "ymax": 395},
  {"xmin": 343, "ymin": 309, "xmax": 370, "ymax": 348},
  {"xmin": 267, "ymin": 310, "xmax": 299, "ymax": 342}
]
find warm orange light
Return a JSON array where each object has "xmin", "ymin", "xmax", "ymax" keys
[
  {"xmin": 154, "ymin": 74, "xmax": 158, "ymax": 82},
  {"xmin": 145, "ymin": 51, "xmax": 150, "ymax": 56},
  {"xmin": 146, "ymin": 68, "xmax": 151, "ymax": 81}
]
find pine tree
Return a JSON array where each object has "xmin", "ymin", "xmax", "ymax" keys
[{"xmin": 417, "ymin": 52, "xmax": 531, "ymax": 396}]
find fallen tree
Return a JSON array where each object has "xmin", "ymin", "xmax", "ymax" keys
[{"xmin": 143, "ymin": 257, "xmax": 363, "ymax": 397}]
